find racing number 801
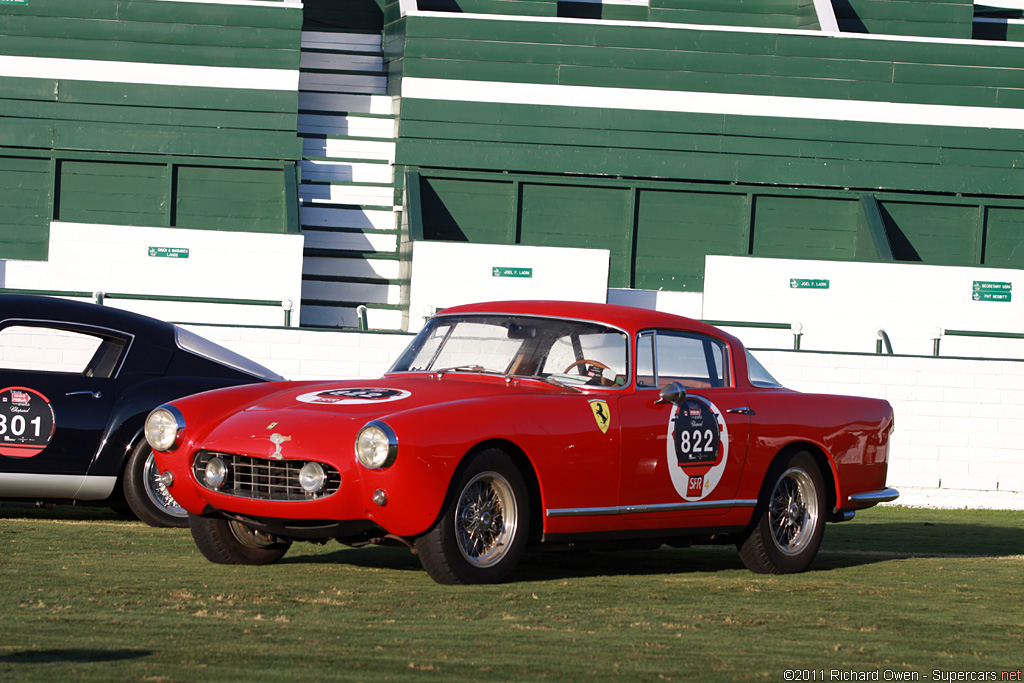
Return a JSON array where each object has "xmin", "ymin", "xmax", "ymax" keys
[
  {"xmin": 677, "ymin": 427, "xmax": 716, "ymax": 455},
  {"xmin": 0, "ymin": 415, "xmax": 43, "ymax": 438}
]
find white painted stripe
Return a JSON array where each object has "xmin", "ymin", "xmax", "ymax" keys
[
  {"xmin": 401, "ymin": 8, "xmax": 1024, "ymax": 49},
  {"xmin": 402, "ymin": 76, "xmax": 1024, "ymax": 132},
  {"xmin": 0, "ymin": 55, "xmax": 298, "ymax": 91},
  {"xmin": 977, "ymin": 0, "xmax": 1024, "ymax": 9}
]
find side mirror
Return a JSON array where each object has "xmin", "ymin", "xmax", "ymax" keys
[{"xmin": 657, "ymin": 381, "xmax": 688, "ymax": 405}]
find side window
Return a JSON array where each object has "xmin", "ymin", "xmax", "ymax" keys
[
  {"xmin": 639, "ymin": 330, "xmax": 729, "ymax": 389},
  {"xmin": 0, "ymin": 325, "xmax": 127, "ymax": 377},
  {"xmin": 636, "ymin": 332, "xmax": 655, "ymax": 388}
]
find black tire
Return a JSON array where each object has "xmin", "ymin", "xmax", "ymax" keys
[
  {"xmin": 188, "ymin": 514, "xmax": 291, "ymax": 565},
  {"xmin": 738, "ymin": 451, "xmax": 826, "ymax": 574},
  {"xmin": 123, "ymin": 439, "xmax": 188, "ymax": 528},
  {"xmin": 415, "ymin": 449, "xmax": 530, "ymax": 585}
]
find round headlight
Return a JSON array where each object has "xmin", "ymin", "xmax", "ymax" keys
[
  {"xmin": 298, "ymin": 462, "xmax": 327, "ymax": 493},
  {"xmin": 145, "ymin": 406, "xmax": 185, "ymax": 452},
  {"xmin": 355, "ymin": 421, "xmax": 397, "ymax": 469},
  {"xmin": 204, "ymin": 456, "xmax": 228, "ymax": 489}
]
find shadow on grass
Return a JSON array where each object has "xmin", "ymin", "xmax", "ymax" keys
[{"xmin": 0, "ymin": 649, "xmax": 152, "ymax": 664}]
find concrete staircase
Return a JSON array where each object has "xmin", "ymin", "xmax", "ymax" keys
[{"xmin": 297, "ymin": 31, "xmax": 404, "ymax": 330}]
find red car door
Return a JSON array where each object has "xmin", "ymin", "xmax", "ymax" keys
[{"xmin": 614, "ymin": 330, "xmax": 752, "ymax": 534}]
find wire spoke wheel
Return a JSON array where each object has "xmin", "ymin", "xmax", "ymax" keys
[
  {"xmin": 416, "ymin": 449, "xmax": 530, "ymax": 584},
  {"xmin": 738, "ymin": 451, "xmax": 825, "ymax": 574},
  {"xmin": 455, "ymin": 472, "xmax": 518, "ymax": 568},
  {"xmin": 143, "ymin": 450, "xmax": 186, "ymax": 519},
  {"xmin": 767, "ymin": 468, "xmax": 818, "ymax": 556}
]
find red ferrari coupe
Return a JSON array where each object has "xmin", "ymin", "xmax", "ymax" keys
[{"xmin": 147, "ymin": 301, "xmax": 897, "ymax": 584}]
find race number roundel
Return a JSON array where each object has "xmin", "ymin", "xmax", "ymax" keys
[
  {"xmin": 665, "ymin": 396, "xmax": 729, "ymax": 501},
  {"xmin": 296, "ymin": 387, "xmax": 412, "ymax": 406},
  {"xmin": 0, "ymin": 387, "xmax": 56, "ymax": 458}
]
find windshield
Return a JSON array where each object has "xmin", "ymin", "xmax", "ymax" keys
[{"xmin": 390, "ymin": 314, "xmax": 629, "ymax": 387}]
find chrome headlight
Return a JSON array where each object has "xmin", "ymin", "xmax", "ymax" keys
[
  {"xmin": 204, "ymin": 456, "xmax": 228, "ymax": 489},
  {"xmin": 299, "ymin": 462, "xmax": 327, "ymax": 493},
  {"xmin": 355, "ymin": 421, "xmax": 398, "ymax": 469},
  {"xmin": 145, "ymin": 406, "xmax": 185, "ymax": 452}
]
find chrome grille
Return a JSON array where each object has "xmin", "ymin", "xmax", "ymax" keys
[{"xmin": 193, "ymin": 451, "xmax": 341, "ymax": 501}]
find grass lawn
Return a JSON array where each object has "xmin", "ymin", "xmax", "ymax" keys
[{"xmin": 1, "ymin": 505, "xmax": 1021, "ymax": 682}]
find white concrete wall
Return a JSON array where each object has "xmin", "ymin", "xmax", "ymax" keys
[
  {"xmin": 180, "ymin": 323, "xmax": 1024, "ymax": 510},
  {"xmin": 703, "ymin": 255, "xmax": 1024, "ymax": 357},
  {"xmin": 756, "ymin": 349, "xmax": 1024, "ymax": 509},
  {"xmin": 182, "ymin": 324, "xmax": 414, "ymax": 381},
  {"xmin": 408, "ymin": 241, "xmax": 611, "ymax": 332},
  {"xmin": 2, "ymin": 221, "xmax": 304, "ymax": 327}
]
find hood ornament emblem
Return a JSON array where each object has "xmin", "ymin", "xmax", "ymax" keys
[{"xmin": 269, "ymin": 432, "xmax": 291, "ymax": 460}]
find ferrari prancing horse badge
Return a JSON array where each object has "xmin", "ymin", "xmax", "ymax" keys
[{"xmin": 589, "ymin": 399, "xmax": 611, "ymax": 434}]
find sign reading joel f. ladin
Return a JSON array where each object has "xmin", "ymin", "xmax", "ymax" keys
[
  {"xmin": 148, "ymin": 246, "xmax": 190, "ymax": 259},
  {"xmin": 973, "ymin": 281, "xmax": 1012, "ymax": 302},
  {"xmin": 790, "ymin": 278, "xmax": 829, "ymax": 289},
  {"xmin": 493, "ymin": 267, "xmax": 533, "ymax": 278},
  {"xmin": 0, "ymin": 1, "xmax": 29, "ymax": 5}
]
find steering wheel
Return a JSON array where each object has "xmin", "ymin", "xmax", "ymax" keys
[
  {"xmin": 564, "ymin": 359, "xmax": 610, "ymax": 374},
  {"xmin": 561, "ymin": 358, "xmax": 614, "ymax": 385}
]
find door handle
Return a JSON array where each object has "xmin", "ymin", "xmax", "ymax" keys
[
  {"xmin": 726, "ymin": 406, "xmax": 754, "ymax": 415},
  {"xmin": 66, "ymin": 390, "xmax": 103, "ymax": 399}
]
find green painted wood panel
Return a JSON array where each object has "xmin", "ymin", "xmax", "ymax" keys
[
  {"xmin": 420, "ymin": 177, "xmax": 515, "ymax": 243},
  {"xmin": 752, "ymin": 196, "xmax": 861, "ymax": 259},
  {"xmin": 0, "ymin": 0, "xmax": 301, "ymax": 30},
  {"xmin": 175, "ymin": 166, "xmax": 287, "ymax": 232},
  {"xmin": 57, "ymin": 160, "xmax": 167, "ymax": 226},
  {"xmin": 0, "ymin": 155, "xmax": 51, "ymax": 261},
  {"xmin": 984, "ymin": 207, "xmax": 1024, "ymax": 268},
  {"xmin": 634, "ymin": 190, "xmax": 748, "ymax": 291},
  {"xmin": 878, "ymin": 200, "xmax": 978, "ymax": 265},
  {"xmin": 518, "ymin": 183, "xmax": 631, "ymax": 287}
]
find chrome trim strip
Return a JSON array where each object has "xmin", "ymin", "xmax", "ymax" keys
[
  {"xmin": 546, "ymin": 498, "xmax": 758, "ymax": 518},
  {"xmin": 848, "ymin": 488, "xmax": 900, "ymax": 504},
  {"xmin": 0, "ymin": 473, "xmax": 116, "ymax": 499}
]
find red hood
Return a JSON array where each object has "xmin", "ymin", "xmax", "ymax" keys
[
  {"xmin": 244, "ymin": 374, "xmax": 571, "ymax": 415},
  {"xmin": 194, "ymin": 374, "xmax": 576, "ymax": 460}
]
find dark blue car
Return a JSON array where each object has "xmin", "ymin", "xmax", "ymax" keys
[{"xmin": 0, "ymin": 294, "xmax": 282, "ymax": 527}]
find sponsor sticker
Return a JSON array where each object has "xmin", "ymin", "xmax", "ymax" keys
[
  {"xmin": 0, "ymin": 386, "xmax": 56, "ymax": 458},
  {"xmin": 295, "ymin": 387, "xmax": 411, "ymax": 406},
  {"xmin": 665, "ymin": 396, "xmax": 729, "ymax": 501}
]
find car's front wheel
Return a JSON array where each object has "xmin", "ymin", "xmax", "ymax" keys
[
  {"xmin": 123, "ymin": 440, "xmax": 188, "ymax": 528},
  {"xmin": 738, "ymin": 450, "xmax": 826, "ymax": 574},
  {"xmin": 188, "ymin": 514, "xmax": 292, "ymax": 565},
  {"xmin": 416, "ymin": 449, "xmax": 530, "ymax": 585}
]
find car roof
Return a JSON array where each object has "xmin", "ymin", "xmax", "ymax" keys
[
  {"xmin": 437, "ymin": 300, "xmax": 730, "ymax": 339},
  {"xmin": 0, "ymin": 293, "xmax": 176, "ymax": 341}
]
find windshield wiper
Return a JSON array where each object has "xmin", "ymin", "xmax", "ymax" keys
[{"xmin": 435, "ymin": 364, "xmax": 500, "ymax": 375}]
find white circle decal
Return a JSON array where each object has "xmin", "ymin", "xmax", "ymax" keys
[
  {"xmin": 666, "ymin": 396, "xmax": 729, "ymax": 501},
  {"xmin": 296, "ymin": 387, "xmax": 411, "ymax": 406}
]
